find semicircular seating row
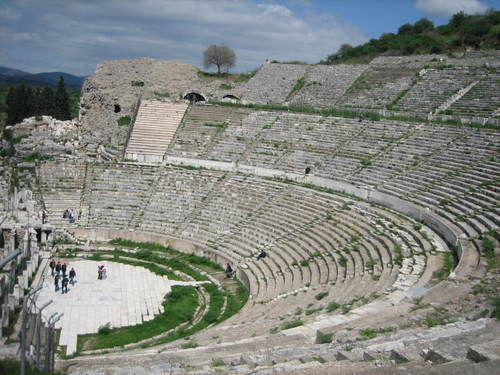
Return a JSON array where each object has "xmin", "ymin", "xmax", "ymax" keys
[{"xmin": 36, "ymin": 162, "xmax": 434, "ymax": 304}]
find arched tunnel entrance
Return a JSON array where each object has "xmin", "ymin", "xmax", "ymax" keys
[{"xmin": 183, "ymin": 92, "xmax": 206, "ymax": 102}]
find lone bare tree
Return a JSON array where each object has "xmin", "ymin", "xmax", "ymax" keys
[{"xmin": 203, "ymin": 45, "xmax": 236, "ymax": 74}]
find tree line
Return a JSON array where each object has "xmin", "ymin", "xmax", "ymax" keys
[
  {"xmin": 6, "ymin": 75, "xmax": 71, "ymax": 125},
  {"xmin": 322, "ymin": 10, "xmax": 500, "ymax": 64}
]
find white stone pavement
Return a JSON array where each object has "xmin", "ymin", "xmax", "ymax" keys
[{"xmin": 34, "ymin": 259, "xmax": 205, "ymax": 355}]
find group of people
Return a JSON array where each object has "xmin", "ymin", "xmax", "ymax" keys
[
  {"xmin": 62, "ymin": 209, "xmax": 77, "ymax": 223},
  {"xmin": 49, "ymin": 259, "xmax": 76, "ymax": 294}
]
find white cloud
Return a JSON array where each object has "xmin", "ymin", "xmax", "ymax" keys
[
  {"xmin": 415, "ymin": 0, "xmax": 488, "ymax": 18},
  {"xmin": 0, "ymin": 0, "xmax": 368, "ymax": 75}
]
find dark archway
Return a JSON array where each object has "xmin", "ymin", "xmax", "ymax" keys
[
  {"xmin": 184, "ymin": 92, "xmax": 206, "ymax": 102},
  {"xmin": 114, "ymin": 104, "xmax": 121, "ymax": 113}
]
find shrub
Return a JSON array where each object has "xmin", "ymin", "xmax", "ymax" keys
[
  {"xmin": 218, "ymin": 83, "xmax": 233, "ymax": 90},
  {"xmin": 117, "ymin": 116, "xmax": 131, "ymax": 126},
  {"xmin": 131, "ymin": 81, "xmax": 144, "ymax": 87},
  {"xmin": 98, "ymin": 322, "xmax": 112, "ymax": 335}
]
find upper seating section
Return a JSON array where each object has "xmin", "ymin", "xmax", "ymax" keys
[
  {"xmin": 169, "ymin": 105, "xmax": 499, "ymax": 238},
  {"xmin": 289, "ymin": 65, "xmax": 367, "ymax": 108},
  {"xmin": 243, "ymin": 63, "xmax": 308, "ymax": 104},
  {"xmin": 395, "ymin": 66, "xmax": 484, "ymax": 113}
]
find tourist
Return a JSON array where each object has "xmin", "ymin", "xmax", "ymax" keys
[
  {"xmin": 305, "ymin": 166, "xmax": 311, "ymax": 175},
  {"xmin": 55, "ymin": 261, "xmax": 61, "ymax": 277},
  {"xmin": 98, "ymin": 264, "xmax": 107, "ymax": 280},
  {"xmin": 49, "ymin": 259, "xmax": 56, "ymax": 276},
  {"xmin": 42, "ymin": 210, "xmax": 47, "ymax": 224},
  {"xmin": 225, "ymin": 263, "xmax": 233, "ymax": 279},
  {"xmin": 63, "ymin": 209, "xmax": 69, "ymax": 219},
  {"xmin": 61, "ymin": 276, "xmax": 69, "ymax": 294},
  {"xmin": 61, "ymin": 262, "xmax": 67, "ymax": 277},
  {"xmin": 54, "ymin": 274, "xmax": 60, "ymax": 292},
  {"xmin": 69, "ymin": 267, "xmax": 76, "ymax": 285},
  {"xmin": 257, "ymin": 249, "xmax": 267, "ymax": 260}
]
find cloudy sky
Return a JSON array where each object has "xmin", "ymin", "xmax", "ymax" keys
[{"xmin": 0, "ymin": 0, "xmax": 498, "ymax": 76}]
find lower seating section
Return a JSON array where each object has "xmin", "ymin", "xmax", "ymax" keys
[
  {"xmin": 35, "ymin": 161, "xmax": 86, "ymax": 225},
  {"xmin": 138, "ymin": 167, "xmax": 222, "ymax": 234},
  {"xmin": 41, "ymin": 163, "xmax": 432, "ymax": 305}
]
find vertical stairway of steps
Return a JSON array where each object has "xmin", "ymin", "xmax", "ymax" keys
[
  {"xmin": 127, "ymin": 165, "xmax": 165, "ymax": 228},
  {"xmin": 125, "ymin": 100, "xmax": 188, "ymax": 163},
  {"xmin": 200, "ymin": 106, "xmax": 250, "ymax": 158},
  {"xmin": 78, "ymin": 162, "xmax": 93, "ymax": 227},
  {"xmin": 165, "ymin": 104, "xmax": 192, "ymax": 153},
  {"xmin": 172, "ymin": 172, "xmax": 231, "ymax": 236}
]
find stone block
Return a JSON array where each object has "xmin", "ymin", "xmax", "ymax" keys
[{"xmin": 467, "ymin": 340, "xmax": 500, "ymax": 362}]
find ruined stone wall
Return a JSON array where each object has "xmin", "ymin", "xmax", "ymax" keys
[{"xmin": 79, "ymin": 58, "xmax": 247, "ymax": 153}]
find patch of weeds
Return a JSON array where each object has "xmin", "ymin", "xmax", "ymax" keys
[
  {"xmin": 131, "ymin": 81, "xmax": 144, "ymax": 87},
  {"xmin": 413, "ymin": 223, "xmax": 422, "ymax": 231},
  {"xmin": 117, "ymin": 116, "xmax": 131, "ymax": 126},
  {"xmin": 282, "ymin": 319, "xmax": 303, "ymax": 330},
  {"xmin": 316, "ymin": 332, "xmax": 333, "ymax": 344},
  {"xmin": 433, "ymin": 251, "xmax": 454, "ymax": 280},
  {"xmin": 315, "ymin": 292, "xmax": 328, "ymax": 301},
  {"xmin": 326, "ymin": 301, "xmax": 341, "ymax": 313},
  {"xmin": 181, "ymin": 340, "xmax": 198, "ymax": 349},
  {"xmin": 218, "ymin": 83, "xmax": 233, "ymax": 90},
  {"xmin": 300, "ymin": 259, "xmax": 310, "ymax": 267},
  {"xmin": 212, "ymin": 359, "xmax": 225, "ymax": 367},
  {"xmin": 482, "ymin": 236, "xmax": 498, "ymax": 270}
]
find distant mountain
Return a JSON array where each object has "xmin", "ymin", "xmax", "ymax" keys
[{"xmin": 0, "ymin": 66, "xmax": 86, "ymax": 90}]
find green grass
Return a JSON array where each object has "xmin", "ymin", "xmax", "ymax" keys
[
  {"xmin": 433, "ymin": 251, "xmax": 454, "ymax": 280},
  {"xmin": 315, "ymin": 292, "xmax": 328, "ymax": 300},
  {"xmin": 218, "ymin": 83, "xmax": 233, "ymax": 90},
  {"xmin": 316, "ymin": 332, "xmax": 333, "ymax": 344},
  {"xmin": 326, "ymin": 301, "xmax": 341, "ymax": 312},
  {"xmin": 131, "ymin": 81, "xmax": 144, "ymax": 87},
  {"xmin": 282, "ymin": 319, "xmax": 303, "ymax": 330},
  {"xmin": 117, "ymin": 116, "xmax": 131, "ymax": 126},
  {"xmin": 287, "ymin": 77, "xmax": 305, "ymax": 99},
  {"xmin": 482, "ymin": 235, "xmax": 498, "ymax": 270},
  {"xmin": 78, "ymin": 285, "xmax": 198, "ymax": 350},
  {"xmin": 154, "ymin": 91, "xmax": 170, "ymax": 97}
]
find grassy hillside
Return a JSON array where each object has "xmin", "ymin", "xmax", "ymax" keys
[{"xmin": 322, "ymin": 10, "xmax": 500, "ymax": 64}]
